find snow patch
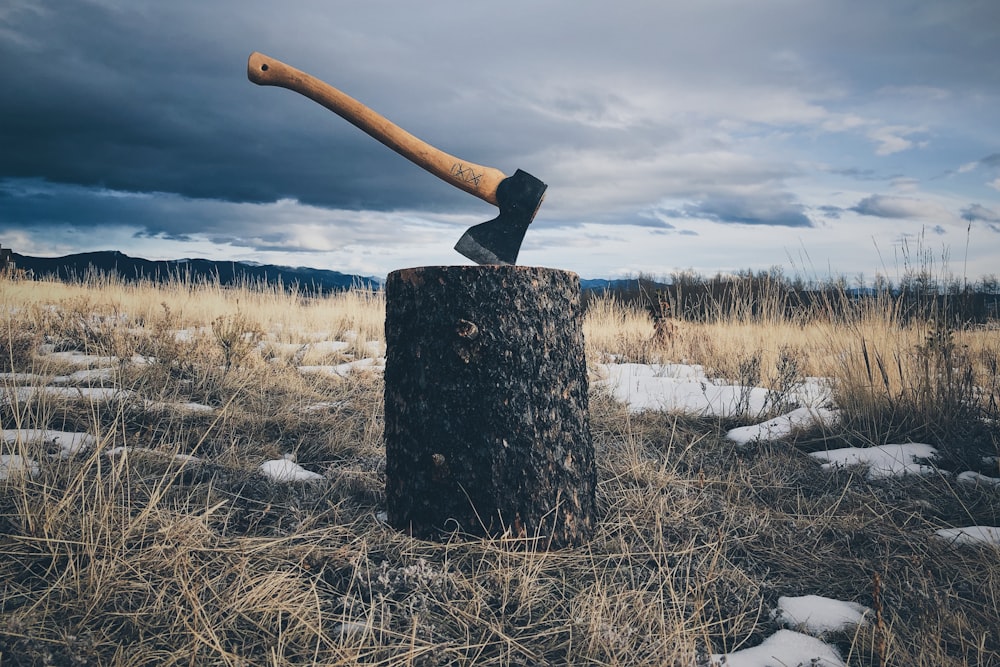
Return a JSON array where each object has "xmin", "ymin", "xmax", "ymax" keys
[
  {"xmin": 2, "ymin": 386, "xmax": 129, "ymax": 404},
  {"xmin": 934, "ymin": 526, "xmax": 1000, "ymax": 547},
  {"xmin": 957, "ymin": 471, "xmax": 1000, "ymax": 487},
  {"xmin": 2, "ymin": 428, "xmax": 96, "ymax": 459},
  {"xmin": 597, "ymin": 363, "xmax": 832, "ymax": 417},
  {"xmin": 726, "ymin": 407, "xmax": 840, "ymax": 444},
  {"xmin": 260, "ymin": 457, "xmax": 325, "ymax": 482},
  {"xmin": 710, "ymin": 629, "xmax": 844, "ymax": 667},
  {"xmin": 49, "ymin": 368, "xmax": 115, "ymax": 384},
  {"xmin": 105, "ymin": 447, "xmax": 201, "ymax": 463},
  {"xmin": 0, "ymin": 454, "xmax": 40, "ymax": 481},
  {"xmin": 299, "ymin": 357, "xmax": 385, "ymax": 378},
  {"xmin": 810, "ymin": 443, "xmax": 940, "ymax": 479},
  {"xmin": 38, "ymin": 350, "xmax": 115, "ymax": 366},
  {"xmin": 772, "ymin": 595, "xmax": 871, "ymax": 635},
  {"xmin": 597, "ymin": 362, "xmax": 770, "ymax": 416},
  {"xmin": 145, "ymin": 400, "xmax": 216, "ymax": 414}
]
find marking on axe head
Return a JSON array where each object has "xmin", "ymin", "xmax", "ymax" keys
[{"xmin": 454, "ymin": 170, "xmax": 547, "ymax": 266}]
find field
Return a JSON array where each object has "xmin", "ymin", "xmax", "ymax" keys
[{"xmin": 1, "ymin": 273, "xmax": 998, "ymax": 666}]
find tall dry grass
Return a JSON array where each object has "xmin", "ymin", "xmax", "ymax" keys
[
  {"xmin": 590, "ymin": 283, "xmax": 999, "ymax": 461},
  {"xmin": 1, "ymin": 272, "xmax": 997, "ymax": 665}
]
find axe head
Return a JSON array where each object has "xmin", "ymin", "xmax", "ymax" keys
[{"xmin": 454, "ymin": 169, "xmax": 547, "ymax": 265}]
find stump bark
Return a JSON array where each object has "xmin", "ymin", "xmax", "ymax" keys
[{"xmin": 384, "ymin": 265, "xmax": 596, "ymax": 548}]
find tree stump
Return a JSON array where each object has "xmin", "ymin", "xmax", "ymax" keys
[{"xmin": 384, "ymin": 265, "xmax": 596, "ymax": 548}]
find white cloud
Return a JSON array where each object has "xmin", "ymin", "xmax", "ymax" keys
[
  {"xmin": 989, "ymin": 178, "xmax": 1000, "ymax": 191},
  {"xmin": 867, "ymin": 125, "xmax": 927, "ymax": 156},
  {"xmin": 820, "ymin": 113, "xmax": 869, "ymax": 132},
  {"xmin": 962, "ymin": 204, "xmax": 1000, "ymax": 223},
  {"xmin": 877, "ymin": 85, "xmax": 952, "ymax": 102},
  {"xmin": 890, "ymin": 177, "xmax": 920, "ymax": 193},
  {"xmin": 851, "ymin": 194, "xmax": 954, "ymax": 222}
]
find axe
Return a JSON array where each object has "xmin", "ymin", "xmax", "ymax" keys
[{"xmin": 247, "ymin": 52, "xmax": 546, "ymax": 265}]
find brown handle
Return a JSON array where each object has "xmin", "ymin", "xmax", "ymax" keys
[{"xmin": 248, "ymin": 52, "xmax": 504, "ymax": 206}]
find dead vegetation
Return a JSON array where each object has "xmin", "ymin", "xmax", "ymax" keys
[{"xmin": 0, "ymin": 273, "xmax": 997, "ymax": 665}]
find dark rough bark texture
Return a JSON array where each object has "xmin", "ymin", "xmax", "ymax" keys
[{"xmin": 384, "ymin": 265, "xmax": 596, "ymax": 548}]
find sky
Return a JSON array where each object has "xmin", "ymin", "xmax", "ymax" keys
[{"xmin": 2, "ymin": 1, "xmax": 999, "ymax": 282}]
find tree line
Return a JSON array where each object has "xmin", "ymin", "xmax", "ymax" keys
[{"xmin": 584, "ymin": 268, "xmax": 1000, "ymax": 325}]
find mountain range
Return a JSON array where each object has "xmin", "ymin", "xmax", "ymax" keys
[
  {"xmin": 10, "ymin": 250, "xmax": 381, "ymax": 294},
  {"xmin": 5, "ymin": 249, "xmax": 653, "ymax": 298}
]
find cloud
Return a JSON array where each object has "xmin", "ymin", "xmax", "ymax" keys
[
  {"xmin": 889, "ymin": 177, "xmax": 921, "ymax": 193},
  {"xmin": 962, "ymin": 203, "xmax": 1000, "ymax": 234},
  {"xmin": 961, "ymin": 204, "xmax": 1000, "ymax": 223},
  {"xmin": 0, "ymin": 178, "xmax": 466, "ymax": 255},
  {"xmin": 658, "ymin": 193, "xmax": 813, "ymax": 228},
  {"xmin": 817, "ymin": 205, "xmax": 843, "ymax": 219},
  {"xmin": 958, "ymin": 154, "xmax": 1000, "ymax": 175},
  {"xmin": 877, "ymin": 85, "xmax": 952, "ymax": 102},
  {"xmin": 1, "ymin": 1, "xmax": 999, "ymax": 279},
  {"xmin": 866, "ymin": 125, "xmax": 928, "ymax": 156},
  {"xmin": 957, "ymin": 161, "xmax": 979, "ymax": 174},
  {"xmin": 851, "ymin": 194, "xmax": 954, "ymax": 222}
]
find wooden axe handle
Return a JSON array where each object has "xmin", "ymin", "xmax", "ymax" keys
[{"xmin": 248, "ymin": 52, "xmax": 504, "ymax": 206}]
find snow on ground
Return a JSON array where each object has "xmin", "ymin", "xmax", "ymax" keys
[
  {"xmin": 3, "ymin": 428, "xmax": 97, "ymax": 459},
  {"xmin": 35, "ymin": 349, "xmax": 153, "ymax": 367},
  {"xmin": 146, "ymin": 399, "xmax": 216, "ymax": 414},
  {"xmin": 726, "ymin": 407, "xmax": 840, "ymax": 445},
  {"xmin": 772, "ymin": 595, "xmax": 871, "ymax": 635},
  {"xmin": 596, "ymin": 362, "xmax": 832, "ymax": 418},
  {"xmin": 105, "ymin": 446, "xmax": 202, "ymax": 464},
  {"xmin": 35, "ymin": 349, "xmax": 116, "ymax": 366},
  {"xmin": 597, "ymin": 362, "xmax": 767, "ymax": 416},
  {"xmin": 298, "ymin": 357, "xmax": 385, "ymax": 378},
  {"xmin": 1, "ymin": 372, "xmax": 49, "ymax": 384},
  {"xmin": 934, "ymin": 526, "xmax": 1000, "ymax": 547},
  {"xmin": 49, "ymin": 368, "xmax": 115, "ymax": 384},
  {"xmin": 2, "ymin": 385, "xmax": 129, "ymax": 405},
  {"xmin": 709, "ymin": 594, "xmax": 868, "ymax": 666},
  {"xmin": 0, "ymin": 454, "xmax": 40, "ymax": 481},
  {"xmin": 264, "ymin": 340, "xmax": 351, "ymax": 356},
  {"xmin": 2, "ymin": 385, "xmax": 217, "ymax": 414},
  {"xmin": 957, "ymin": 471, "xmax": 1000, "ymax": 487},
  {"xmin": 1, "ymin": 331, "xmax": 379, "ymax": 485},
  {"xmin": 4, "ymin": 330, "xmax": 998, "ymax": 666},
  {"xmin": 298, "ymin": 400, "xmax": 349, "ymax": 413},
  {"xmin": 709, "ymin": 629, "xmax": 845, "ymax": 667},
  {"xmin": 259, "ymin": 455, "xmax": 325, "ymax": 482},
  {"xmin": 173, "ymin": 328, "xmax": 207, "ymax": 342},
  {"xmin": 809, "ymin": 443, "xmax": 941, "ymax": 479}
]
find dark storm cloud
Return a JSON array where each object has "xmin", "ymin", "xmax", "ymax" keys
[{"xmin": 0, "ymin": 1, "xmax": 553, "ymax": 216}]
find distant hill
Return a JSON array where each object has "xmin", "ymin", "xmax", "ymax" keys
[
  {"xmin": 8, "ymin": 249, "xmax": 666, "ymax": 299},
  {"xmin": 580, "ymin": 278, "xmax": 647, "ymax": 292},
  {"xmin": 11, "ymin": 250, "xmax": 381, "ymax": 294}
]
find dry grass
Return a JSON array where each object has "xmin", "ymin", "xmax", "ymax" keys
[{"xmin": 1, "ymin": 274, "xmax": 998, "ymax": 665}]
